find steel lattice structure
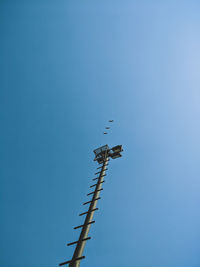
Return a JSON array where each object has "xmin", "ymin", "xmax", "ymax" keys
[{"xmin": 59, "ymin": 144, "xmax": 123, "ymax": 266}]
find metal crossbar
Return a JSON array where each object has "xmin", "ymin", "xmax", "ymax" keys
[
  {"xmin": 83, "ymin": 197, "xmax": 101, "ymax": 205},
  {"xmin": 79, "ymin": 208, "xmax": 98, "ymax": 216},
  {"xmin": 93, "ymin": 174, "xmax": 106, "ymax": 181},
  {"xmin": 74, "ymin": 221, "xmax": 95, "ymax": 230},
  {"xmin": 67, "ymin": 237, "xmax": 91, "ymax": 246},
  {"xmin": 90, "ymin": 181, "xmax": 105, "ymax": 188},
  {"xmin": 59, "ymin": 256, "xmax": 85, "ymax": 266},
  {"xmin": 87, "ymin": 188, "xmax": 103, "ymax": 196}
]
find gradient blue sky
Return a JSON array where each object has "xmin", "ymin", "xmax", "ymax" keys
[{"xmin": 1, "ymin": 1, "xmax": 200, "ymax": 267}]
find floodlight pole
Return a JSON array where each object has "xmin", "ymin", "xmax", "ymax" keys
[{"xmin": 59, "ymin": 145, "xmax": 123, "ymax": 266}]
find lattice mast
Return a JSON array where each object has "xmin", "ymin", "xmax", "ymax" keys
[{"xmin": 59, "ymin": 144, "xmax": 123, "ymax": 266}]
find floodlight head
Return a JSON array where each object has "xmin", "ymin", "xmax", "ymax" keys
[
  {"xmin": 111, "ymin": 145, "xmax": 123, "ymax": 153},
  {"xmin": 93, "ymin": 145, "xmax": 110, "ymax": 164},
  {"xmin": 93, "ymin": 144, "xmax": 123, "ymax": 163},
  {"xmin": 110, "ymin": 145, "xmax": 123, "ymax": 159}
]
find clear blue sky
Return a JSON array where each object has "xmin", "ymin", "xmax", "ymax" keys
[{"xmin": 1, "ymin": 1, "xmax": 200, "ymax": 267}]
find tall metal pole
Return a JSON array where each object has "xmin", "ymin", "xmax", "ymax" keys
[
  {"xmin": 59, "ymin": 144, "xmax": 123, "ymax": 266},
  {"xmin": 59, "ymin": 156, "xmax": 109, "ymax": 267},
  {"xmin": 69, "ymin": 156, "xmax": 108, "ymax": 267}
]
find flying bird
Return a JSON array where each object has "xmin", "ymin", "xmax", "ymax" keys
[
  {"xmin": 105, "ymin": 127, "xmax": 110, "ymax": 129},
  {"xmin": 109, "ymin": 120, "xmax": 114, "ymax": 122},
  {"xmin": 103, "ymin": 132, "xmax": 108, "ymax": 134}
]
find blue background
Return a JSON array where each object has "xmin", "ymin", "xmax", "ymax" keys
[{"xmin": 1, "ymin": 1, "xmax": 200, "ymax": 266}]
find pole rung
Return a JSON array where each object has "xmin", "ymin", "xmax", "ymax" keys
[
  {"xmin": 87, "ymin": 188, "xmax": 103, "ymax": 196},
  {"xmin": 59, "ymin": 256, "xmax": 85, "ymax": 266},
  {"xmin": 93, "ymin": 174, "xmax": 106, "ymax": 181},
  {"xmin": 95, "ymin": 168, "xmax": 108, "ymax": 175},
  {"xmin": 83, "ymin": 197, "xmax": 101, "ymax": 205},
  {"xmin": 79, "ymin": 208, "xmax": 98, "ymax": 216},
  {"xmin": 97, "ymin": 163, "xmax": 109, "ymax": 170},
  {"xmin": 90, "ymin": 181, "xmax": 105, "ymax": 188},
  {"xmin": 74, "ymin": 220, "xmax": 95, "ymax": 229},
  {"xmin": 96, "ymin": 159, "xmax": 109, "ymax": 165},
  {"xmin": 67, "ymin": 237, "xmax": 91, "ymax": 246}
]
